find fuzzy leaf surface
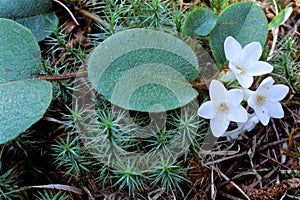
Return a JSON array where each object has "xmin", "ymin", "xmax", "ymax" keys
[
  {"xmin": 0, "ymin": 0, "xmax": 58, "ymax": 41},
  {"xmin": 0, "ymin": 80, "xmax": 52, "ymax": 144},
  {"xmin": 0, "ymin": 18, "xmax": 52, "ymax": 144},
  {"xmin": 88, "ymin": 29, "xmax": 199, "ymax": 112},
  {"xmin": 209, "ymin": 2, "xmax": 268, "ymax": 64},
  {"xmin": 183, "ymin": 8, "xmax": 217, "ymax": 36},
  {"xmin": 0, "ymin": 19, "xmax": 41, "ymax": 83}
]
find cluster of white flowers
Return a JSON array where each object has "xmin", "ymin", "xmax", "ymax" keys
[{"xmin": 198, "ymin": 36, "xmax": 289, "ymax": 138}]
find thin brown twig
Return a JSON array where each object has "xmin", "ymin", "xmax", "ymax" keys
[
  {"xmin": 283, "ymin": 103, "xmax": 300, "ymax": 122},
  {"xmin": 52, "ymin": 0, "xmax": 80, "ymax": 26},
  {"xmin": 219, "ymin": 191, "xmax": 245, "ymax": 200},
  {"xmin": 259, "ymin": 152, "xmax": 291, "ymax": 169},
  {"xmin": 203, "ymin": 152, "xmax": 247, "ymax": 166},
  {"xmin": 212, "ymin": 166, "xmax": 251, "ymax": 200},
  {"xmin": 36, "ymin": 71, "xmax": 88, "ymax": 81},
  {"xmin": 257, "ymin": 134, "xmax": 300, "ymax": 152},
  {"xmin": 75, "ymin": 6, "xmax": 110, "ymax": 28}
]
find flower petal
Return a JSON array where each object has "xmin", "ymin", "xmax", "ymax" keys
[
  {"xmin": 198, "ymin": 101, "xmax": 216, "ymax": 119},
  {"xmin": 247, "ymin": 61, "xmax": 273, "ymax": 76},
  {"xmin": 247, "ymin": 93, "xmax": 257, "ymax": 109},
  {"xmin": 224, "ymin": 36, "xmax": 242, "ymax": 62},
  {"xmin": 210, "ymin": 113, "xmax": 230, "ymax": 137},
  {"xmin": 226, "ymin": 89, "xmax": 243, "ymax": 108},
  {"xmin": 264, "ymin": 101, "xmax": 284, "ymax": 118},
  {"xmin": 265, "ymin": 85, "xmax": 289, "ymax": 101},
  {"xmin": 209, "ymin": 80, "xmax": 226, "ymax": 102},
  {"xmin": 244, "ymin": 115, "xmax": 259, "ymax": 131},
  {"xmin": 236, "ymin": 73, "xmax": 253, "ymax": 88},
  {"xmin": 255, "ymin": 106, "xmax": 270, "ymax": 125},
  {"xmin": 240, "ymin": 42, "xmax": 262, "ymax": 65},
  {"xmin": 256, "ymin": 76, "xmax": 274, "ymax": 93},
  {"xmin": 227, "ymin": 105, "xmax": 248, "ymax": 123}
]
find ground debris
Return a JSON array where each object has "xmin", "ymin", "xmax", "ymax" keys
[{"xmin": 247, "ymin": 178, "xmax": 300, "ymax": 199}]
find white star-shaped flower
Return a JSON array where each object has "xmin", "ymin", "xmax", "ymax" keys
[
  {"xmin": 197, "ymin": 80, "xmax": 248, "ymax": 137},
  {"xmin": 223, "ymin": 113, "xmax": 259, "ymax": 140},
  {"xmin": 224, "ymin": 36, "xmax": 274, "ymax": 88},
  {"xmin": 247, "ymin": 77, "xmax": 289, "ymax": 125}
]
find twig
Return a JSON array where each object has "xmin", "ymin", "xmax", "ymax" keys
[
  {"xmin": 257, "ymin": 134, "xmax": 300, "ymax": 152},
  {"xmin": 22, "ymin": 184, "xmax": 82, "ymax": 195},
  {"xmin": 52, "ymin": 0, "xmax": 80, "ymax": 26},
  {"xmin": 211, "ymin": 167, "xmax": 217, "ymax": 200},
  {"xmin": 148, "ymin": 188, "xmax": 165, "ymax": 200},
  {"xmin": 219, "ymin": 191, "xmax": 245, "ymax": 200},
  {"xmin": 248, "ymin": 168, "xmax": 276, "ymax": 188},
  {"xmin": 83, "ymin": 187, "xmax": 95, "ymax": 200},
  {"xmin": 204, "ymin": 152, "xmax": 247, "ymax": 166},
  {"xmin": 75, "ymin": 7, "xmax": 110, "ymax": 28},
  {"xmin": 43, "ymin": 117, "xmax": 70, "ymax": 126},
  {"xmin": 248, "ymin": 136, "xmax": 263, "ymax": 188},
  {"xmin": 259, "ymin": 152, "xmax": 291, "ymax": 169},
  {"xmin": 36, "ymin": 71, "xmax": 88, "ymax": 81},
  {"xmin": 283, "ymin": 103, "xmax": 300, "ymax": 122},
  {"xmin": 212, "ymin": 166, "xmax": 251, "ymax": 200},
  {"xmin": 267, "ymin": 0, "xmax": 279, "ymax": 61}
]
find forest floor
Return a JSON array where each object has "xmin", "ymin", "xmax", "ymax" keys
[{"xmin": 0, "ymin": 0, "xmax": 299, "ymax": 199}]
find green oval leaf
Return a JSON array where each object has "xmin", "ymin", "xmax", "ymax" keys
[
  {"xmin": 88, "ymin": 28, "xmax": 199, "ymax": 112},
  {"xmin": 0, "ymin": 0, "xmax": 58, "ymax": 41},
  {"xmin": 209, "ymin": 2, "xmax": 268, "ymax": 64},
  {"xmin": 0, "ymin": 18, "xmax": 52, "ymax": 144},
  {"xmin": 16, "ymin": 12, "xmax": 59, "ymax": 42},
  {"xmin": 0, "ymin": 80, "xmax": 52, "ymax": 144},
  {"xmin": 0, "ymin": 18, "xmax": 41, "ymax": 83},
  {"xmin": 183, "ymin": 8, "xmax": 217, "ymax": 36},
  {"xmin": 268, "ymin": 7, "xmax": 293, "ymax": 30}
]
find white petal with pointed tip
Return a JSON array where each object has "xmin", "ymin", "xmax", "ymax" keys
[
  {"xmin": 257, "ymin": 76, "xmax": 274, "ymax": 91},
  {"xmin": 255, "ymin": 106, "xmax": 270, "ymax": 125},
  {"xmin": 210, "ymin": 113, "xmax": 230, "ymax": 137},
  {"xmin": 209, "ymin": 80, "xmax": 226, "ymax": 102},
  {"xmin": 227, "ymin": 89, "xmax": 243, "ymax": 108},
  {"xmin": 198, "ymin": 101, "xmax": 216, "ymax": 119},
  {"xmin": 240, "ymin": 42, "xmax": 262, "ymax": 65},
  {"xmin": 247, "ymin": 61, "xmax": 273, "ymax": 76},
  {"xmin": 266, "ymin": 85, "xmax": 289, "ymax": 101},
  {"xmin": 236, "ymin": 73, "xmax": 253, "ymax": 88},
  {"xmin": 264, "ymin": 101, "xmax": 284, "ymax": 118},
  {"xmin": 224, "ymin": 36, "xmax": 242, "ymax": 63},
  {"xmin": 227, "ymin": 106, "xmax": 248, "ymax": 122}
]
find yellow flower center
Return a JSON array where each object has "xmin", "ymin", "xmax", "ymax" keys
[
  {"xmin": 235, "ymin": 65, "xmax": 245, "ymax": 74},
  {"xmin": 219, "ymin": 103, "xmax": 229, "ymax": 112},
  {"xmin": 256, "ymin": 95, "xmax": 266, "ymax": 106}
]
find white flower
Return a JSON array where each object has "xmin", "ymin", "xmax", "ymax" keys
[
  {"xmin": 247, "ymin": 77, "xmax": 289, "ymax": 125},
  {"xmin": 242, "ymin": 114, "xmax": 259, "ymax": 131},
  {"xmin": 198, "ymin": 80, "xmax": 248, "ymax": 137},
  {"xmin": 223, "ymin": 113, "xmax": 259, "ymax": 140},
  {"xmin": 224, "ymin": 36, "xmax": 273, "ymax": 88}
]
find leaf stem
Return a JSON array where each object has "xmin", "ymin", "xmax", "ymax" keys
[{"xmin": 37, "ymin": 71, "xmax": 87, "ymax": 81}]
